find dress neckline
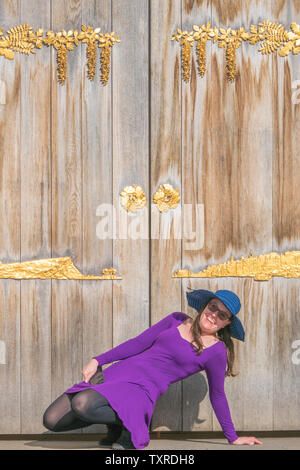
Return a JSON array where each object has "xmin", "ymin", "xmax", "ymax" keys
[{"xmin": 175, "ymin": 324, "xmax": 221, "ymax": 351}]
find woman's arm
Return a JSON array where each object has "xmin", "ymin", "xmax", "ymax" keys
[
  {"xmin": 204, "ymin": 349, "xmax": 239, "ymax": 443},
  {"xmin": 93, "ymin": 312, "xmax": 187, "ymax": 366},
  {"xmin": 205, "ymin": 349, "xmax": 262, "ymax": 445}
]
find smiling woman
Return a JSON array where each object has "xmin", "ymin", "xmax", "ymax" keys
[
  {"xmin": 186, "ymin": 293, "xmax": 238, "ymax": 377},
  {"xmin": 186, "ymin": 289, "xmax": 244, "ymax": 378},
  {"xmin": 185, "ymin": 288, "xmax": 261, "ymax": 446},
  {"xmin": 42, "ymin": 288, "xmax": 262, "ymax": 449}
]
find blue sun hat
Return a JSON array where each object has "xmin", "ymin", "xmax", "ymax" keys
[{"xmin": 186, "ymin": 288, "xmax": 245, "ymax": 341}]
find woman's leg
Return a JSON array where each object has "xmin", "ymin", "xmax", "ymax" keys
[
  {"xmin": 43, "ymin": 392, "xmax": 92, "ymax": 432},
  {"xmin": 71, "ymin": 390, "xmax": 135, "ymax": 449},
  {"xmin": 70, "ymin": 389, "xmax": 123, "ymax": 426}
]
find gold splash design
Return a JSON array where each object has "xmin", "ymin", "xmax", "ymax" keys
[
  {"xmin": 172, "ymin": 251, "xmax": 300, "ymax": 281},
  {"xmin": 0, "ymin": 257, "xmax": 121, "ymax": 280}
]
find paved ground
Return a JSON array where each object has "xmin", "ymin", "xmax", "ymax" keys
[{"xmin": 0, "ymin": 435, "xmax": 299, "ymax": 450}]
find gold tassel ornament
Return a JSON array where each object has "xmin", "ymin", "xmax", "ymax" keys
[
  {"xmin": 172, "ymin": 29, "xmax": 194, "ymax": 83},
  {"xmin": 78, "ymin": 25, "xmax": 101, "ymax": 81}
]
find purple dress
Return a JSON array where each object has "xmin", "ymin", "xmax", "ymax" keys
[{"xmin": 65, "ymin": 312, "xmax": 238, "ymax": 449}]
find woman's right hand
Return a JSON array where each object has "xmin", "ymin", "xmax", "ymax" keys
[
  {"xmin": 231, "ymin": 436, "xmax": 262, "ymax": 446},
  {"xmin": 82, "ymin": 358, "xmax": 99, "ymax": 383}
]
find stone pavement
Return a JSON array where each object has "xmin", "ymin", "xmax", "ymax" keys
[{"xmin": 0, "ymin": 433, "xmax": 299, "ymax": 450}]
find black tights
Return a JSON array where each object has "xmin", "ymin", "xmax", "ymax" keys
[{"xmin": 43, "ymin": 389, "xmax": 123, "ymax": 432}]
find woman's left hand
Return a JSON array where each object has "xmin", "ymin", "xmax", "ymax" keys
[{"xmin": 231, "ymin": 436, "xmax": 262, "ymax": 445}]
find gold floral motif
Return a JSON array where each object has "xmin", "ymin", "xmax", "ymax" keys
[
  {"xmin": 218, "ymin": 27, "xmax": 248, "ymax": 81},
  {"xmin": 78, "ymin": 25, "xmax": 101, "ymax": 81},
  {"xmin": 171, "ymin": 29, "xmax": 194, "ymax": 82},
  {"xmin": 172, "ymin": 251, "xmax": 300, "ymax": 281},
  {"xmin": 120, "ymin": 184, "xmax": 147, "ymax": 213},
  {"xmin": 172, "ymin": 21, "xmax": 300, "ymax": 83},
  {"xmin": 193, "ymin": 22, "xmax": 217, "ymax": 78},
  {"xmin": 153, "ymin": 184, "xmax": 180, "ymax": 212},
  {"xmin": 279, "ymin": 22, "xmax": 300, "ymax": 56},
  {"xmin": 0, "ymin": 24, "xmax": 120, "ymax": 85},
  {"xmin": 0, "ymin": 257, "xmax": 121, "ymax": 279},
  {"xmin": 0, "ymin": 24, "xmax": 43, "ymax": 59},
  {"xmin": 98, "ymin": 32, "xmax": 120, "ymax": 85}
]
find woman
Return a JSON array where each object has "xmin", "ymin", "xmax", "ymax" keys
[{"xmin": 43, "ymin": 288, "xmax": 262, "ymax": 449}]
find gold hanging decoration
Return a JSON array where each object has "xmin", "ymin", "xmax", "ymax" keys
[
  {"xmin": 0, "ymin": 24, "xmax": 120, "ymax": 85},
  {"xmin": 172, "ymin": 250, "xmax": 300, "ymax": 282},
  {"xmin": 44, "ymin": 29, "xmax": 80, "ymax": 84},
  {"xmin": 172, "ymin": 21, "xmax": 300, "ymax": 83},
  {"xmin": 0, "ymin": 257, "xmax": 122, "ymax": 280},
  {"xmin": 78, "ymin": 25, "xmax": 101, "ymax": 81}
]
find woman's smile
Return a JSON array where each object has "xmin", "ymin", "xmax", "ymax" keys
[{"xmin": 202, "ymin": 313, "xmax": 217, "ymax": 329}]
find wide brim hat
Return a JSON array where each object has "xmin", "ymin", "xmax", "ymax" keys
[{"xmin": 186, "ymin": 288, "xmax": 245, "ymax": 342}]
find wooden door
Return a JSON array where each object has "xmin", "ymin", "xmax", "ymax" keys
[{"xmin": 0, "ymin": 0, "xmax": 299, "ymax": 435}]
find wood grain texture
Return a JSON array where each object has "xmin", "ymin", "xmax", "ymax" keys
[
  {"xmin": 150, "ymin": 0, "xmax": 182, "ymax": 433},
  {"xmin": 272, "ymin": 0, "xmax": 300, "ymax": 430},
  {"xmin": 0, "ymin": 0, "xmax": 21, "ymax": 434},
  {"xmin": 81, "ymin": 0, "xmax": 112, "ymax": 435},
  {"xmin": 235, "ymin": 0, "xmax": 274, "ymax": 432},
  {"xmin": 50, "ymin": 1, "xmax": 83, "ymax": 427},
  {"xmin": 0, "ymin": 0, "xmax": 299, "ymax": 436},
  {"xmin": 19, "ymin": 0, "xmax": 52, "ymax": 433},
  {"xmin": 111, "ymin": 0, "xmax": 149, "ymax": 358},
  {"xmin": 181, "ymin": 0, "xmax": 213, "ymax": 433}
]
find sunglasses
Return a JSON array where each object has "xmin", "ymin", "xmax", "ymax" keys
[{"xmin": 206, "ymin": 301, "xmax": 232, "ymax": 322}]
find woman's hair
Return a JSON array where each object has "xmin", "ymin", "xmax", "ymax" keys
[{"xmin": 189, "ymin": 304, "xmax": 238, "ymax": 377}]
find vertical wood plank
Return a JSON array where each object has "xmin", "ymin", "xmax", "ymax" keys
[
  {"xmin": 19, "ymin": 0, "xmax": 52, "ymax": 434},
  {"xmin": 236, "ymin": 0, "xmax": 274, "ymax": 432},
  {"xmin": 111, "ymin": 0, "xmax": 149, "ymax": 361},
  {"xmin": 0, "ymin": 0, "xmax": 21, "ymax": 434},
  {"xmin": 181, "ymin": 0, "xmax": 213, "ymax": 433},
  {"xmin": 150, "ymin": 0, "xmax": 182, "ymax": 433},
  {"xmin": 81, "ymin": 0, "xmax": 113, "ymax": 435},
  {"xmin": 188, "ymin": 0, "xmax": 248, "ymax": 435},
  {"xmin": 209, "ymin": 0, "xmax": 274, "ymax": 434},
  {"xmin": 51, "ymin": 1, "xmax": 83, "ymax": 430},
  {"xmin": 272, "ymin": 0, "xmax": 300, "ymax": 430}
]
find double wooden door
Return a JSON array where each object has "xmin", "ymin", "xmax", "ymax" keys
[{"xmin": 0, "ymin": 0, "xmax": 299, "ymax": 434}]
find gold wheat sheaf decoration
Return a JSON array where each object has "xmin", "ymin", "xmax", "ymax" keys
[
  {"xmin": 172, "ymin": 21, "xmax": 300, "ymax": 83},
  {"xmin": 0, "ymin": 24, "xmax": 120, "ymax": 84}
]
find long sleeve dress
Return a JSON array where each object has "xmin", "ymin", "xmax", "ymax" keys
[{"xmin": 64, "ymin": 312, "xmax": 238, "ymax": 449}]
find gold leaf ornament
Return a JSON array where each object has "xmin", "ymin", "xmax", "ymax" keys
[
  {"xmin": 172, "ymin": 21, "xmax": 299, "ymax": 83},
  {"xmin": 153, "ymin": 184, "xmax": 180, "ymax": 212},
  {"xmin": 193, "ymin": 22, "xmax": 213, "ymax": 78},
  {"xmin": 172, "ymin": 29, "xmax": 194, "ymax": 82},
  {"xmin": 98, "ymin": 31, "xmax": 120, "ymax": 85},
  {"xmin": 120, "ymin": 184, "xmax": 147, "ymax": 213},
  {"xmin": 0, "ymin": 24, "xmax": 120, "ymax": 84},
  {"xmin": 78, "ymin": 25, "xmax": 101, "ymax": 81},
  {"xmin": 43, "ymin": 29, "xmax": 79, "ymax": 84}
]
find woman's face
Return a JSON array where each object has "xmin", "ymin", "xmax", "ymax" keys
[{"xmin": 199, "ymin": 298, "xmax": 232, "ymax": 335}]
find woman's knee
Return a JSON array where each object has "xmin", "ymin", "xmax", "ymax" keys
[
  {"xmin": 71, "ymin": 389, "xmax": 107, "ymax": 418},
  {"xmin": 42, "ymin": 408, "xmax": 57, "ymax": 431},
  {"xmin": 42, "ymin": 393, "xmax": 73, "ymax": 432}
]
